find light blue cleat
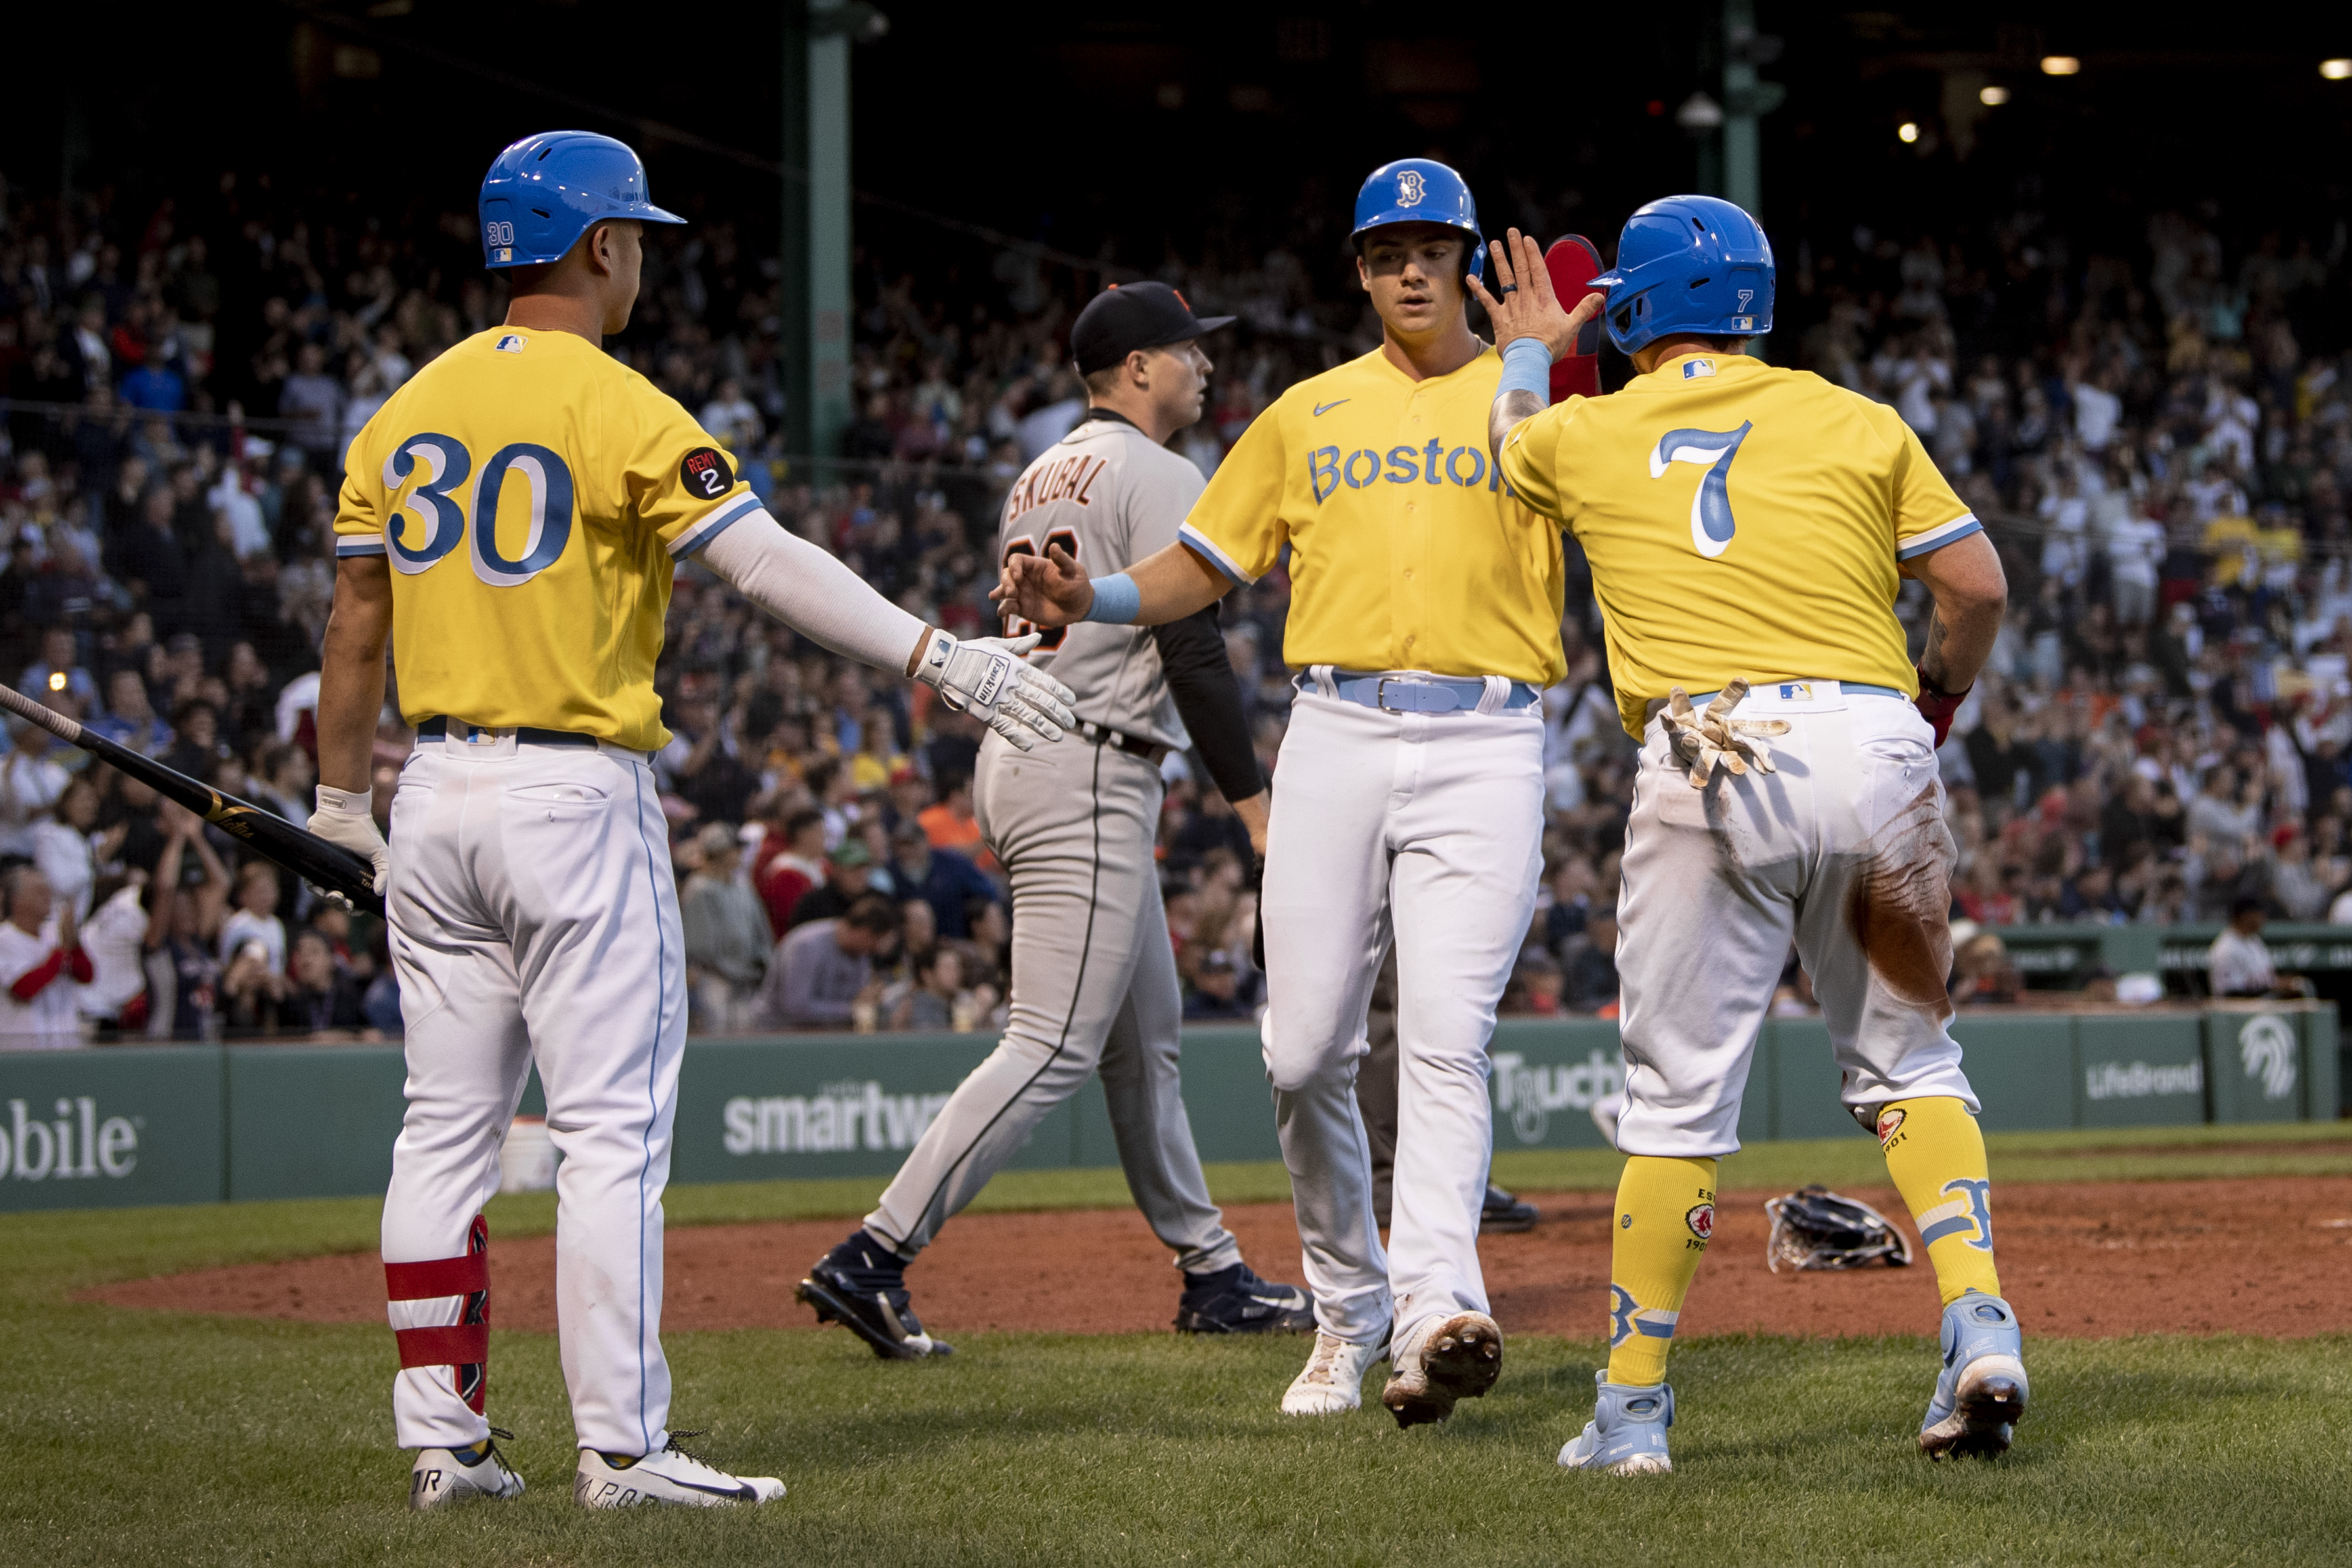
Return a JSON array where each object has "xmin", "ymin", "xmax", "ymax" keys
[
  {"xmin": 1558, "ymin": 1370, "xmax": 1675, "ymax": 1475},
  {"xmin": 1919, "ymin": 1289, "xmax": 2028, "ymax": 1459}
]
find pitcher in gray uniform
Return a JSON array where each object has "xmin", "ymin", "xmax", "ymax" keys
[{"xmin": 797, "ymin": 283, "xmax": 1312, "ymax": 1355}]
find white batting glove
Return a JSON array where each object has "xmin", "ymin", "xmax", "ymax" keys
[
  {"xmin": 911, "ymin": 629, "xmax": 1077, "ymax": 752},
  {"xmin": 1663, "ymin": 679, "xmax": 1791, "ymax": 790},
  {"xmin": 309, "ymin": 784, "xmax": 391, "ymax": 895}
]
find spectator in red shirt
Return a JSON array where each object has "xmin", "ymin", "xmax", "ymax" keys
[
  {"xmin": 755, "ymin": 809, "xmax": 828, "ymax": 938},
  {"xmin": 0, "ymin": 866, "xmax": 93, "ymax": 1044}
]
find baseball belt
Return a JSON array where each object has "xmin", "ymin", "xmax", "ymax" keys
[
  {"xmin": 1302, "ymin": 671, "xmax": 1541, "ymax": 714},
  {"xmin": 1075, "ymin": 719, "xmax": 1170, "ymax": 766},
  {"xmin": 417, "ymin": 715, "xmax": 596, "ymax": 748},
  {"xmin": 416, "ymin": 716, "xmax": 645, "ymax": 759},
  {"xmin": 1641, "ymin": 679, "xmax": 1906, "ymax": 723}
]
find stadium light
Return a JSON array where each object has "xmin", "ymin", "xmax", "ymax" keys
[
  {"xmin": 1979, "ymin": 85, "xmax": 2010, "ymax": 106},
  {"xmin": 1897, "ymin": 121, "xmax": 1920, "ymax": 143},
  {"xmin": 2040, "ymin": 56, "xmax": 2080, "ymax": 75},
  {"xmin": 2324, "ymin": 59, "xmax": 2352, "ymax": 81}
]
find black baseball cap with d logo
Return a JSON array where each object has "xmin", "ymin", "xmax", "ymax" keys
[{"xmin": 1070, "ymin": 282, "xmax": 1236, "ymax": 375}]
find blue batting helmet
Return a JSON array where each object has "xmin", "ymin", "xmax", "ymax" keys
[
  {"xmin": 1350, "ymin": 158, "xmax": 1485, "ymax": 284},
  {"xmin": 1591, "ymin": 195, "xmax": 1773, "ymax": 354},
  {"xmin": 477, "ymin": 131, "xmax": 686, "ymax": 269}
]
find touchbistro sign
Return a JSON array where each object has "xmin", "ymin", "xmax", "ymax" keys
[
  {"xmin": 1491, "ymin": 1049, "xmax": 1624, "ymax": 1145},
  {"xmin": 3, "ymin": 1097, "xmax": 140, "ymax": 1183}
]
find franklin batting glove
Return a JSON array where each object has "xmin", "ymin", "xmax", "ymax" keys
[
  {"xmin": 912, "ymin": 629, "xmax": 1078, "ymax": 752},
  {"xmin": 309, "ymin": 784, "xmax": 391, "ymax": 895}
]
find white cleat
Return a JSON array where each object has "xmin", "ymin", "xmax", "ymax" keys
[
  {"xmin": 409, "ymin": 1434, "xmax": 526, "ymax": 1510},
  {"xmin": 574, "ymin": 1433, "xmax": 785, "ymax": 1509},
  {"xmin": 1281, "ymin": 1330, "xmax": 1384, "ymax": 1416}
]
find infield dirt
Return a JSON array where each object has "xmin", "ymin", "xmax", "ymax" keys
[{"xmin": 86, "ymin": 1175, "xmax": 2352, "ymax": 1340}]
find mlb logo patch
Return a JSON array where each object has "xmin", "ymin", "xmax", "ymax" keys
[
  {"xmin": 496, "ymin": 334, "xmax": 526, "ymax": 354},
  {"xmin": 1776, "ymin": 682, "xmax": 1812, "ymax": 701},
  {"xmin": 1682, "ymin": 358, "xmax": 1716, "ymax": 379},
  {"xmin": 495, "ymin": 247, "xmax": 512, "ymax": 263}
]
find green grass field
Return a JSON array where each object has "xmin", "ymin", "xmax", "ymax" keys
[{"xmin": 5, "ymin": 1124, "xmax": 2349, "ymax": 1566}]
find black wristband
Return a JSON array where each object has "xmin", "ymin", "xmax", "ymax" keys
[{"xmin": 1914, "ymin": 665, "xmax": 1969, "ymax": 702}]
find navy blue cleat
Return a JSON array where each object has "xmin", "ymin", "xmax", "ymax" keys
[
  {"xmin": 1919, "ymin": 1289, "xmax": 2028, "ymax": 1458},
  {"xmin": 796, "ymin": 1229, "xmax": 952, "ymax": 1359},
  {"xmin": 1174, "ymin": 1262, "xmax": 1315, "ymax": 1335}
]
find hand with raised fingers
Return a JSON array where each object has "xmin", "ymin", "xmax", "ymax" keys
[
  {"xmin": 1466, "ymin": 228, "xmax": 1606, "ymax": 362},
  {"xmin": 911, "ymin": 628, "xmax": 1079, "ymax": 752},
  {"xmin": 1663, "ymin": 678, "xmax": 1791, "ymax": 789},
  {"xmin": 988, "ymin": 543, "xmax": 1094, "ymax": 629}
]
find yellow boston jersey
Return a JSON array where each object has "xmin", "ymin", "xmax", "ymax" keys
[
  {"xmin": 334, "ymin": 327, "xmax": 759, "ymax": 752},
  {"xmin": 1499, "ymin": 353, "xmax": 1980, "ymax": 738},
  {"xmin": 1178, "ymin": 346, "xmax": 1566, "ymax": 687}
]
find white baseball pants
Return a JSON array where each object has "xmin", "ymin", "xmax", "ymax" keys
[
  {"xmin": 1259, "ymin": 687, "xmax": 1545, "ymax": 1347},
  {"xmin": 379, "ymin": 731, "xmax": 687, "ymax": 1458},
  {"xmin": 864, "ymin": 732, "xmax": 1241, "ymax": 1275},
  {"xmin": 1615, "ymin": 683, "xmax": 1978, "ymax": 1158}
]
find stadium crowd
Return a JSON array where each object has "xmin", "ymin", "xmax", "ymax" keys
[{"xmin": 1, "ymin": 167, "xmax": 2349, "ymax": 1041}]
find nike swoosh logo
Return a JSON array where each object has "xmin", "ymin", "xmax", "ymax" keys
[
  {"xmin": 675, "ymin": 1479, "xmax": 758, "ymax": 1499},
  {"xmin": 1312, "ymin": 400, "xmax": 1350, "ymax": 416}
]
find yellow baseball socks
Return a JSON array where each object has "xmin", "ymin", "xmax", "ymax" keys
[
  {"xmin": 1874, "ymin": 1096, "xmax": 2001, "ymax": 1307},
  {"xmin": 1604, "ymin": 1155, "xmax": 1717, "ymax": 1387}
]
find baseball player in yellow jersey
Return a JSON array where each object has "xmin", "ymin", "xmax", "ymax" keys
[
  {"xmin": 996, "ymin": 159, "xmax": 1561, "ymax": 1428},
  {"xmin": 1472, "ymin": 203, "xmax": 2021, "ymax": 1475},
  {"xmin": 307, "ymin": 131, "xmax": 1073, "ymax": 1513}
]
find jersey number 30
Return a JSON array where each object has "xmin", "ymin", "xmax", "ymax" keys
[
  {"xmin": 1648, "ymin": 421, "xmax": 1751, "ymax": 561},
  {"xmin": 1000, "ymin": 529, "xmax": 1078, "ymax": 652},
  {"xmin": 383, "ymin": 433, "xmax": 576, "ymax": 587}
]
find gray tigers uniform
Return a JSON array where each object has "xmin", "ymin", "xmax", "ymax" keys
[{"xmin": 863, "ymin": 413, "xmax": 1249, "ymax": 1272}]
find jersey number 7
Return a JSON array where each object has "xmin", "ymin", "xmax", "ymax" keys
[
  {"xmin": 1000, "ymin": 528, "xmax": 1078, "ymax": 652},
  {"xmin": 1648, "ymin": 421, "xmax": 1752, "ymax": 561}
]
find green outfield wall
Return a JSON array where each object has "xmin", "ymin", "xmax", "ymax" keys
[{"xmin": 0, "ymin": 1004, "xmax": 2336, "ymax": 1212}]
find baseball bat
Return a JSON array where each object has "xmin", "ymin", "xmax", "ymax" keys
[{"xmin": 0, "ymin": 683, "xmax": 385, "ymax": 918}]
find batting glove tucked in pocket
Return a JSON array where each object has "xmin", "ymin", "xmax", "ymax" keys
[
  {"xmin": 912, "ymin": 630, "xmax": 1078, "ymax": 752},
  {"xmin": 1663, "ymin": 679, "xmax": 1790, "ymax": 790}
]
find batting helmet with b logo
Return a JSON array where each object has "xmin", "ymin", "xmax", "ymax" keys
[{"xmin": 1349, "ymin": 158, "xmax": 1486, "ymax": 284}]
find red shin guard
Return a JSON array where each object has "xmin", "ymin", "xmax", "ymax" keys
[{"xmin": 387, "ymin": 1214, "xmax": 491, "ymax": 1412}]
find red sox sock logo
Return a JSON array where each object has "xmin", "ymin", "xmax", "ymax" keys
[
  {"xmin": 1919, "ymin": 1177, "xmax": 1994, "ymax": 1252},
  {"xmin": 1608, "ymin": 1284, "xmax": 1680, "ymax": 1348}
]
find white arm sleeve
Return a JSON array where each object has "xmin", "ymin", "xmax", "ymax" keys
[{"xmin": 696, "ymin": 508, "xmax": 930, "ymax": 675}]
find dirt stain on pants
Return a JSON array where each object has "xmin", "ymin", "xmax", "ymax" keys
[{"xmin": 1845, "ymin": 782, "xmax": 1955, "ymax": 1013}]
